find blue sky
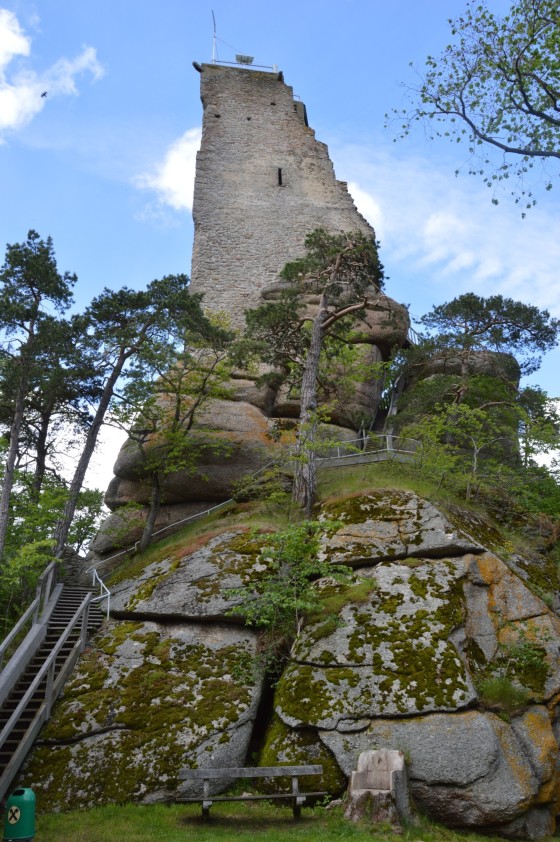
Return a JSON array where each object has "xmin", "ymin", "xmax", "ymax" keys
[{"xmin": 1, "ymin": 0, "xmax": 559, "ymax": 488}]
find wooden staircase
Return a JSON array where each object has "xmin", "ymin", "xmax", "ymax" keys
[{"xmin": 0, "ymin": 585, "xmax": 105, "ymax": 801}]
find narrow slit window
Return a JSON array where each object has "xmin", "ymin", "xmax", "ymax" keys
[{"xmin": 278, "ymin": 168, "xmax": 283, "ymax": 186}]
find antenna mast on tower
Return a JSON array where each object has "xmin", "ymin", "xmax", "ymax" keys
[{"xmin": 211, "ymin": 11, "xmax": 217, "ymax": 63}]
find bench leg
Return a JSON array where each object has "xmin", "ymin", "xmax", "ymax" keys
[
  {"xmin": 292, "ymin": 801, "xmax": 302, "ymax": 819},
  {"xmin": 202, "ymin": 801, "xmax": 211, "ymax": 821}
]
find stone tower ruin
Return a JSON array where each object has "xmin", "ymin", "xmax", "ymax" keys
[{"xmin": 189, "ymin": 63, "xmax": 375, "ymax": 326}]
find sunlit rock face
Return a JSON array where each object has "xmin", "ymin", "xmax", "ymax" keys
[{"xmin": 26, "ymin": 489, "xmax": 560, "ymax": 837}]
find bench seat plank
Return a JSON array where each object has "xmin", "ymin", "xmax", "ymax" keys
[
  {"xmin": 178, "ymin": 765, "xmax": 325, "ymax": 820},
  {"xmin": 179, "ymin": 765, "xmax": 323, "ymax": 780},
  {"xmin": 180, "ymin": 791, "xmax": 327, "ymax": 802}
]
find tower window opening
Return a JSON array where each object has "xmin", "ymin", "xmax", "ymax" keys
[{"xmin": 278, "ymin": 168, "xmax": 283, "ymax": 186}]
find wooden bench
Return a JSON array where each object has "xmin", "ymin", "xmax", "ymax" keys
[{"xmin": 178, "ymin": 764, "xmax": 326, "ymax": 819}]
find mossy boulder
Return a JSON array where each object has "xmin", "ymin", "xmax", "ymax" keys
[
  {"xmin": 320, "ymin": 707, "xmax": 558, "ymax": 837},
  {"xmin": 31, "ymin": 486, "xmax": 560, "ymax": 837},
  {"xmin": 110, "ymin": 531, "xmax": 271, "ymax": 620},
  {"xmin": 318, "ymin": 490, "xmax": 482, "ymax": 565},
  {"xmin": 258, "ymin": 714, "xmax": 347, "ymax": 795},
  {"xmin": 23, "ymin": 620, "xmax": 263, "ymax": 810},
  {"xmin": 277, "ymin": 559, "xmax": 476, "ymax": 727}
]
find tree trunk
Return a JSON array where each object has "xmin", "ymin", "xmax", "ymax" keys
[
  {"xmin": 0, "ymin": 379, "xmax": 27, "ymax": 562},
  {"xmin": 31, "ymin": 408, "xmax": 52, "ymax": 499},
  {"xmin": 54, "ymin": 351, "xmax": 128, "ymax": 556},
  {"xmin": 292, "ymin": 293, "xmax": 328, "ymax": 517},
  {"xmin": 138, "ymin": 473, "xmax": 162, "ymax": 553}
]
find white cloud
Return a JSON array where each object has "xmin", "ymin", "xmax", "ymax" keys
[
  {"xmin": 135, "ymin": 128, "xmax": 201, "ymax": 212},
  {"xmin": 334, "ymin": 142, "xmax": 560, "ymax": 319},
  {"xmin": 0, "ymin": 9, "xmax": 104, "ymax": 139},
  {"xmin": 0, "ymin": 8, "xmax": 29, "ymax": 68}
]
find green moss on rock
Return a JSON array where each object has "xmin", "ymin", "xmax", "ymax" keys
[
  {"xmin": 259, "ymin": 714, "xmax": 347, "ymax": 795},
  {"xmin": 24, "ymin": 621, "xmax": 260, "ymax": 811}
]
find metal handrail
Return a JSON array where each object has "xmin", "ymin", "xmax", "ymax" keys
[
  {"xmin": 85, "ymin": 438, "xmax": 419, "ymax": 578},
  {"xmin": 85, "ymin": 458, "xmax": 281, "ymax": 575},
  {"xmin": 0, "ymin": 593, "xmax": 91, "ymax": 801},
  {"xmin": 407, "ymin": 326, "xmax": 423, "ymax": 345},
  {"xmin": 0, "ymin": 561, "xmax": 58, "ymax": 670},
  {"xmin": 91, "ymin": 569, "xmax": 110, "ymax": 619},
  {"xmin": 293, "ymin": 433, "xmax": 420, "ymax": 461}
]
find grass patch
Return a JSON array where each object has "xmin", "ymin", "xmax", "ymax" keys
[
  {"xmin": 476, "ymin": 676, "xmax": 530, "ymax": 713},
  {"xmin": 34, "ymin": 802, "xmax": 512, "ymax": 842},
  {"xmin": 317, "ymin": 462, "xmax": 478, "ymax": 513}
]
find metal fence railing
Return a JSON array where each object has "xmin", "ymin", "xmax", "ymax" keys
[
  {"xmin": 0, "ymin": 592, "xmax": 92, "ymax": 801},
  {"xmin": 312, "ymin": 433, "xmax": 419, "ymax": 464},
  {"xmin": 0, "ymin": 561, "xmax": 59, "ymax": 671}
]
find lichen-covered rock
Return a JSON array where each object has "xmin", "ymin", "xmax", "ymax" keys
[
  {"xmin": 318, "ymin": 491, "xmax": 482, "ymax": 565},
  {"xmin": 23, "ymin": 621, "xmax": 263, "ymax": 810},
  {"xmin": 277, "ymin": 560, "xmax": 476, "ymax": 728},
  {"xmin": 110, "ymin": 531, "xmax": 270, "ymax": 620},
  {"xmin": 464, "ymin": 553, "xmax": 560, "ymax": 700},
  {"xmin": 31, "ymin": 484, "xmax": 560, "ymax": 836},
  {"xmin": 320, "ymin": 708, "xmax": 558, "ymax": 835}
]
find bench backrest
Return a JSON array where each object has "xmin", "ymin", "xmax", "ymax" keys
[{"xmin": 179, "ymin": 765, "xmax": 323, "ymax": 780}]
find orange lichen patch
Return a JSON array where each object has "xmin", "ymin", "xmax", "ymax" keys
[
  {"xmin": 471, "ymin": 552, "xmax": 504, "ymax": 586},
  {"xmin": 535, "ymin": 774, "xmax": 559, "ymax": 805},
  {"xmin": 472, "ymin": 553, "xmax": 553, "ymax": 632},
  {"xmin": 546, "ymin": 691, "xmax": 560, "ymax": 713},
  {"xmin": 493, "ymin": 717, "xmax": 538, "ymax": 805},
  {"xmin": 522, "ymin": 710, "xmax": 557, "ymax": 780},
  {"xmin": 498, "ymin": 615, "xmax": 556, "ymax": 648}
]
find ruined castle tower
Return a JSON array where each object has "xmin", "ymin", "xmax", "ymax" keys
[{"xmin": 189, "ymin": 63, "xmax": 375, "ymax": 326}]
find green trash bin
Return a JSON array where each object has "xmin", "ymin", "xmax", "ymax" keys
[{"xmin": 3, "ymin": 789, "xmax": 35, "ymax": 841}]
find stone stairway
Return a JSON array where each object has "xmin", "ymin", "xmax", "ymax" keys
[{"xmin": 0, "ymin": 586, "xmax": 104, "ymax": 795}]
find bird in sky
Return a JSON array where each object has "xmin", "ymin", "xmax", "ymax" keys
[{"xmin": 41, "ymin": 91, "xmax": 48, "ymax": 98}]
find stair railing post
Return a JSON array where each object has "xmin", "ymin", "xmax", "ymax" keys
[
  {"xmin": 80, "ymin": 600, "xmax": 90, "ymax": 653},
  {"xmin": 45, "ymin": 660, "xmax": 55, "ymax": 718}
]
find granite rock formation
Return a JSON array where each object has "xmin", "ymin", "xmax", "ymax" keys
[{"xmin": 25, "ymin": 490, "xmax": 560, "ymax": 837}]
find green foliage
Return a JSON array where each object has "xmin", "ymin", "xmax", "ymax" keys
[
  {"xmin": 5, "ymin": 472, "xmax": 104, "ymax": 554},
  {"xmin": 280, "ymin": 228, "xmax": 384, "ymax": 295},
  {"xmin": 227, "ymin": 520, "xmax": 351, "ymax": 673},
  {"xmin": 419, "ymin": 292, "xmax": 559, "ymax": 376},
  {"xmin": 402, "ymin": 402, "xmax": 515, "ymax": 499},
  {"xmin": 0, "ymin": 540, "xmax": 58, "ymax": 637},
  {"xmin": 392, "ymin": 292, "xmax": 560, "ymax": 519},
  {"xmin": 113, "ymin": 312, "xmax": 236, "ymax": 551},
  {"xmin": 0, "ymin": 230, "xmax": 79, "ymax": 562},
  {"xmin": 231, "ymin": 464, "xmax": 291, "ymax": 511},
  {"xmin": 477, "ymin": 625, "xmax": 551, "ymax": 712},
  {"xmin": 245, "ymin": 228, "xmax": 386, "ymax": 516},
  {"xmin": 0, "ymin": 470, "xmax": 103, "ymax": 635},
  {"xmin": 244, "ymin": 229, "xmax": 384, "ymax": 386},
  {"xmin": 391, "ymin": 0, "xmax": 560, "ymax": 207},
  {"xmin": 517, "ymin": 386, "xmax": 560, "ymax": 466}
]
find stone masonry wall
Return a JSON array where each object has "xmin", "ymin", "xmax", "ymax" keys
[{"xmin": 190, "ymin": 64, "xmax": 375, "ymax": 326}]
